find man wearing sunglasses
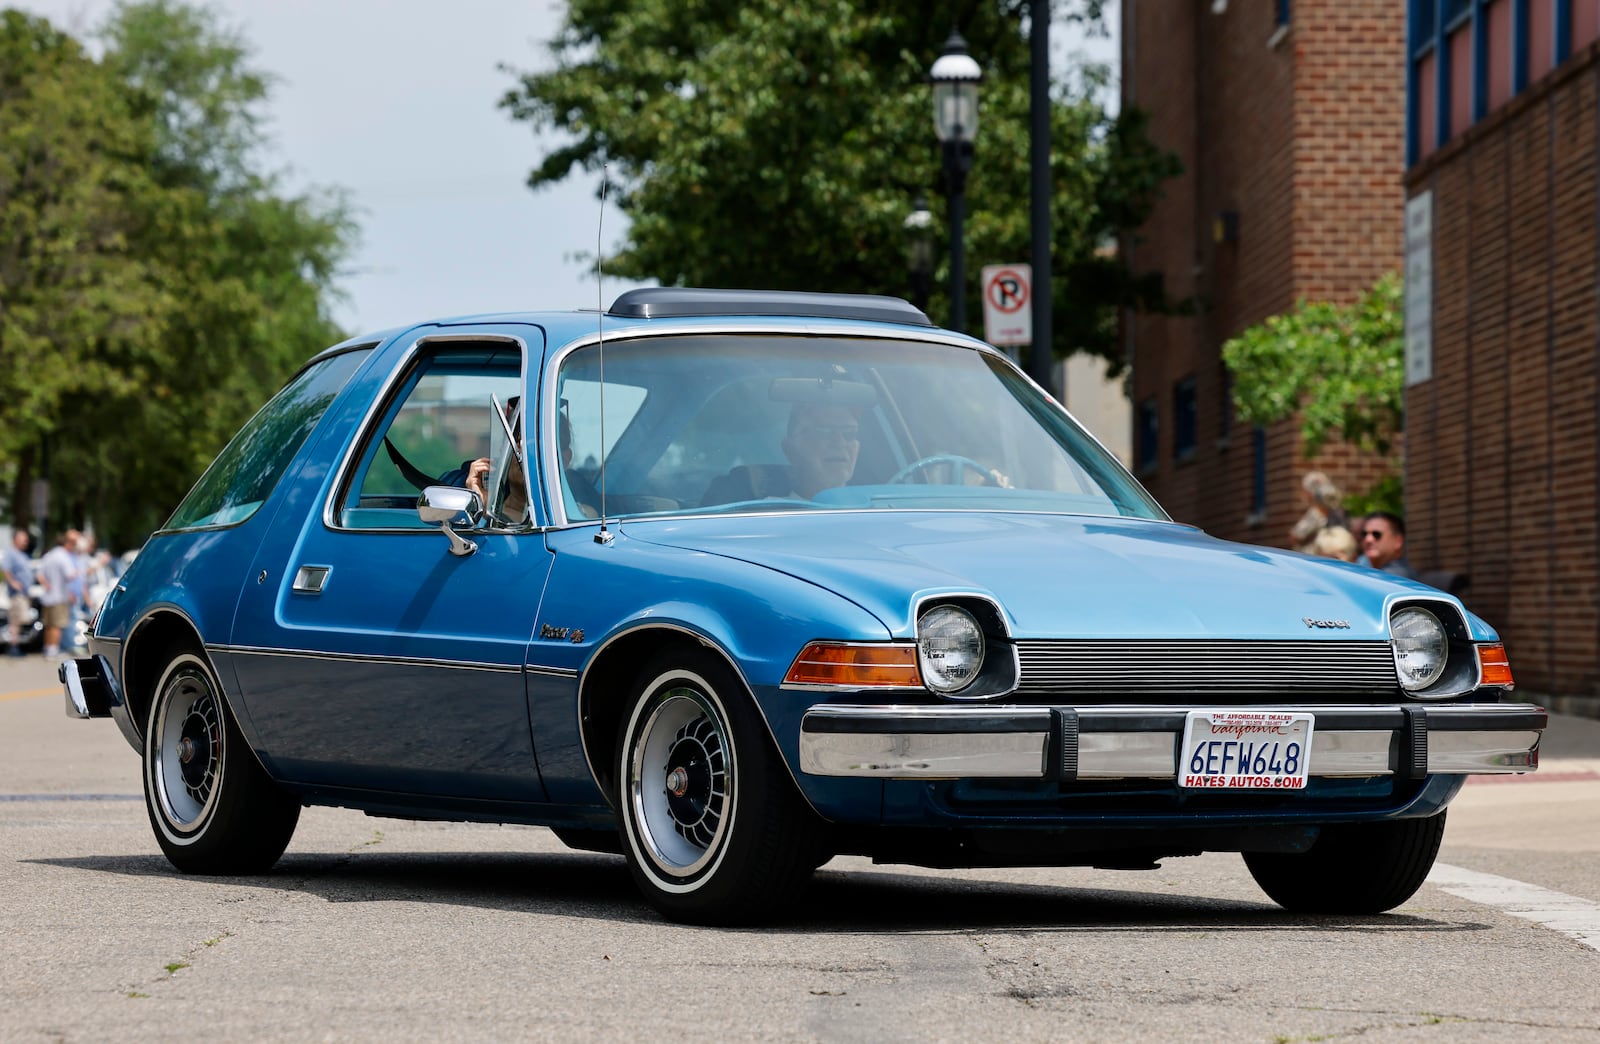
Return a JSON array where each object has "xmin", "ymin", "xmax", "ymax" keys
[{"xmin": 1360, "ymin": 511, "xmax": 1415, "ymax": 579}]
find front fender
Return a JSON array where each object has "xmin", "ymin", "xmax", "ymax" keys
[{"xmin": 529, "ymin": 526, "xmax": 894, "ymax": 807}]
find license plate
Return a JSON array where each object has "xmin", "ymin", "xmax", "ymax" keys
[{"xmin": 1179, "ymin": 710, "xmax": 1315, "ymax": 790}]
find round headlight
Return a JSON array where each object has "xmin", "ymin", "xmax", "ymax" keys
[
  {"xmin": 1391, "ymin": 607, "xmax": 1448, "ymax": 691},
  {"xmin": 917, "ymin": 605, "xmax": 985, "ymax": 695}
]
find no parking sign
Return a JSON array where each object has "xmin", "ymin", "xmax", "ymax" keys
[{"xmin": 981, "ymin": 264, "xmax": 1032, "ymax": 347}]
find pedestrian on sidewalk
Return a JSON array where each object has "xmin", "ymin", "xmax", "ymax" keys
[
  {"xmin": 37, "ymin": 530, "xmax": 80, "ymax": 661},
  {"xmin": 1311, "ymin": 524, "xmax": 1360, "ymax": 562},
  {"xmin": 3, "ymin": 530, "xmax": 33, "ymax": 656},
  {"xmin": 1360, "ymin": 511, "xmax": 1416, "ymax": 580},
  {"xmin": 1290, "ymin": 471, "xmax": 1348, "ymax": 555}
]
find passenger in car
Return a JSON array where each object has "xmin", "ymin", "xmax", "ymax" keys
[
  {"xmin": 439, "ymin": 396, "xmax": 529, "ymax": 523},
  {"xmin": 440, "ymin": 404, "xmax": 599, "ymax": 521},
  {"xmin": 700, "ymin": 403, "xmax": 861, "ymax": 505},
  {"xmin": 451, "ymin": 455, "xmax": 528, "ymax": 522}
]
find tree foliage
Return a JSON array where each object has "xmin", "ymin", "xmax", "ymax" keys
[
  {"xmin": 0, "ymin": 3, "xmax": 355, "ymax": 550},
  {"xmin": 499, "ymin": 0, "xmax": 1178, "ymax": 364},
  {"xmin": 0, "ymin": 11, "xmax": 161, "ymax": 498},
  {"xmin": 1221, "ymin": 272, "xmax": 1405, "ymax": 490}
]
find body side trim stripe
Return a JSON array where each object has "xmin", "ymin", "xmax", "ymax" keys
[
  {"xmin": 526, "ymin": 664, "xmax": 579, "ymax": 678},
  {"xmin": 212, "ymin": 644, "xmax": 523, "ymax": 675}
]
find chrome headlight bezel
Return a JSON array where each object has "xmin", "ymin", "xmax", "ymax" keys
[
  {"xmin": 917, "ymin": 605, "xmax": 985, "ymax": 695},
  {"xmin": 1390, "ymin": 606, "xmax": 1448, "ymax": 691}
]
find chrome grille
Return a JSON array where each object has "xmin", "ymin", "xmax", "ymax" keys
[{"xmin": 1014, "ymin": 639, "xmax": 1398, "ymax": 698}]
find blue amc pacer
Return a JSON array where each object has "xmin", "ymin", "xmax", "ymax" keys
[{"xmin": 63, "ymin": 288, "xmax": 1545, "ymax": 924}]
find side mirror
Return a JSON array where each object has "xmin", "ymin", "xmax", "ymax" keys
[{"xmin": 418, "ymin": 486, "xmax": 484, "ymax": 557}]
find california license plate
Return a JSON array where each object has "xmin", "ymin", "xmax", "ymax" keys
[{"xmin": 1179, "ymin": 711, "xmax": 1315, "ymax": 790}]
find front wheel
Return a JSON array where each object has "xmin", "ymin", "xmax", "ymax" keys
[
  {"xmin": 1244, "ymin": 811, "xmax": 1447, "ymax": 914},
  {"xmin": 143, "ymin": 650, "xmax": 300, "ymax": 874},
  {"xmin": 616, "ymin": 650, "xmax": 820, "ymax": 924}
]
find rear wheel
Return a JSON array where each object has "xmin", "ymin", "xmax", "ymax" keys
[
  {"xmin": 143, "ymin": 650, "xmax": 299, "ymax": 874},
  {"xmin": 1244, "ymin": 811, "xmax": 1447, "ymax": 914},
  {"xmin": 615, "ymin": 650, "xmax": 819, "ymax": 924}
]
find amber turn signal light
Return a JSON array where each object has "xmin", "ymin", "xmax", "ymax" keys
[
  {"xmin": 784, "ymin": 642, "xmax": 922, "ymax": 687},
  {"xmin": 1477, "ymin": 643, "xmax": 1514, "ymax": 688}
]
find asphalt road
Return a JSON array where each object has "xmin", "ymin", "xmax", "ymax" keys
[{"xmin": 3, "ymin": 655, "xmax": 1598, "ymax": 1042}]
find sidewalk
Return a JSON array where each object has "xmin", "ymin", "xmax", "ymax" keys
[{"xmin": 1517, "ymin": 704, "xmax": 1600, "ymax": 779}]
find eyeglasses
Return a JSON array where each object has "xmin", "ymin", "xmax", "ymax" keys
[
  {"xmin": 1361, "ymin": 530, "xmax": 1386, "ymax": 541},
  {"xmin": 798, "ymin": 424, "xmax": 859, "ymax": 442}
]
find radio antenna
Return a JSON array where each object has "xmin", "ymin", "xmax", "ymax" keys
[{"xmin": 593, "ymin": 165, "xmax": 614, "ymax": 544}]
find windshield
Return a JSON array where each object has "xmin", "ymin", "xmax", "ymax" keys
[{"xmin": 552, "ymin": 334, "xmax": 1166, "ymax": 523}]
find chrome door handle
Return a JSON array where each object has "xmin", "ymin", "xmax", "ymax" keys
[{"xmin": 291, "ymin": 565, "xmax": 331, "ymax": 594}]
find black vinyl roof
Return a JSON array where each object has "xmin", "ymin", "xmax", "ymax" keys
[{"xmin": 607, "ymin": 287, "xmax": 935, "ymax": 327}]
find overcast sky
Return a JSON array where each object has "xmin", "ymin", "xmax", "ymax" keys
[{"xmin": 13, "ymin": 0, "xmax": 1117, "ymax": 338}]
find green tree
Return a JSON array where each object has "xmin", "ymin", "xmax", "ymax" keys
[
  {"xmin": 0, "ymin": 10, "xmax": 167, "ymax": 537},
  {"xmin": 499, "ymin": 0, "xmax": 1178, "ymax": 366},
  {"xmin": 1220, "ymin": 273, "xmax": 1405, "ymax": 512},
  {"xmin": 0, "ymin": 2, "xmax": 357, "ymax": 549},
  {"xmin": 98, "ymin": 0, "xmax": 272, "ymax": 194}
]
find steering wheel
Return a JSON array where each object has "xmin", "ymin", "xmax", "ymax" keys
[{"xmin": 887, "ymin": 454, "xmax": 997, "ymax": 486}]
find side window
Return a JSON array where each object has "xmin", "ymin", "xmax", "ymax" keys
[
  {"xmin": 164, "ymin": 348, "xmax": 371, "ymax": 531},
  {"xmin": 338, "ymin": 346, "xmax": 524, "ymax": 529}
]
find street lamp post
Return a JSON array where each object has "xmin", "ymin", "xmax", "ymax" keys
[
  {"xmin": 1028, "ymin": 0, "xmax": 1054, "ymax": 395},
  {"xmin": 930, "ymin": 31, "xmax": 981, "ymax": 332},
  {"xmin": 904, "ymin": 194, "xmax": 933, "ymax": 314}
]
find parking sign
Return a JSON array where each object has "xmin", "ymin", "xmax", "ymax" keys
[{"xmin": 981, "ymin": 264, "xmax": 1032, "ymax": 346}]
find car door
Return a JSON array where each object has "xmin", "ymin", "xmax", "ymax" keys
[{"xmin": 229, "ymin": 329, "xmax": 553, "ymax": 801}]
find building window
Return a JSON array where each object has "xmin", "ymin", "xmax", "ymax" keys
[
  {"xmin": 1268, "ymin": 0, "xmax": 1291, "ymax": 46},
  {"xmin": 1408, "ymin": 0, "xmax": 1598, "ymax": 166},
  {"xmin": 1137, "ymin": 397, "xmax": 1159, "ymax": 474},
  {"xmin": 1173, "ymin": 377, "xmax": 1197, "ymax": 463},
  {"xmin": 1412, "ymin": 0, "xmax": 1435, "ymax": 40},
  {"xmin": 1251, "ymin": 426, "xmax": 1267, "ymax": 519},
  {"xmin": 1218, "ymin": 368, "xmax": 1234, "ymax": 445}
]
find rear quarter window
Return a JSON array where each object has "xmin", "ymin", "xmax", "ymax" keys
[{"xmin": 162, "ymin": 348, "xmax": 371, "ymax": 531}]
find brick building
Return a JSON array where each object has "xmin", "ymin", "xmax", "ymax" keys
[
  {"xmin": 1405, "ymin": 0, "xmax": 1600, "ymax": 714},
  {"xmin": 1120, "ymin": 0, "xmax": 1405, "ymax": 544}
]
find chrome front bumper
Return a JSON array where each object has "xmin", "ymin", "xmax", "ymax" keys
[{"xmin": 798, "ymin": 703, "xmax": 1545, "ymax": 780}]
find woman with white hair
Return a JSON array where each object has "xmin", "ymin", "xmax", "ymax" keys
[{"xmin": 1289, "ymin": 470, "xmax": 1348, "ymax": 554}]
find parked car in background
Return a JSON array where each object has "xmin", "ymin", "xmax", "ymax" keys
[
  {"xmin": 62, "ymin": 288, "xmax": 1545, "ymax": 924},
  {"xmin": 73, "ymin": 552, "xmax": 120, "ymax": 654},
  {"xmin": 1, "ymin": 528, "xmax": 41, "ymax": 655},
  {"xmin": 2, "ymin": 586, "xmax": 43, "ymax": 653}
]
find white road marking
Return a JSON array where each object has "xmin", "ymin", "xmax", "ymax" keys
[{"xmin": 1429, "ymin": 862, "xmax": 1600, "ymax": 952}]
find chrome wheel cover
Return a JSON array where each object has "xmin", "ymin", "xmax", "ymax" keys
[
  {"xmin": 151, "ymin": 662, "xmax": 225, "ymax": 833},
  {"xmin": 627, "ymin": 686, "xmax": 734, "ymax": 879}
]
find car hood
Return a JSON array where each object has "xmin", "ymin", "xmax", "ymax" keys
[{"xmin": 628, "ymin": 511, "xmax": 1436, "ymax": 640}]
